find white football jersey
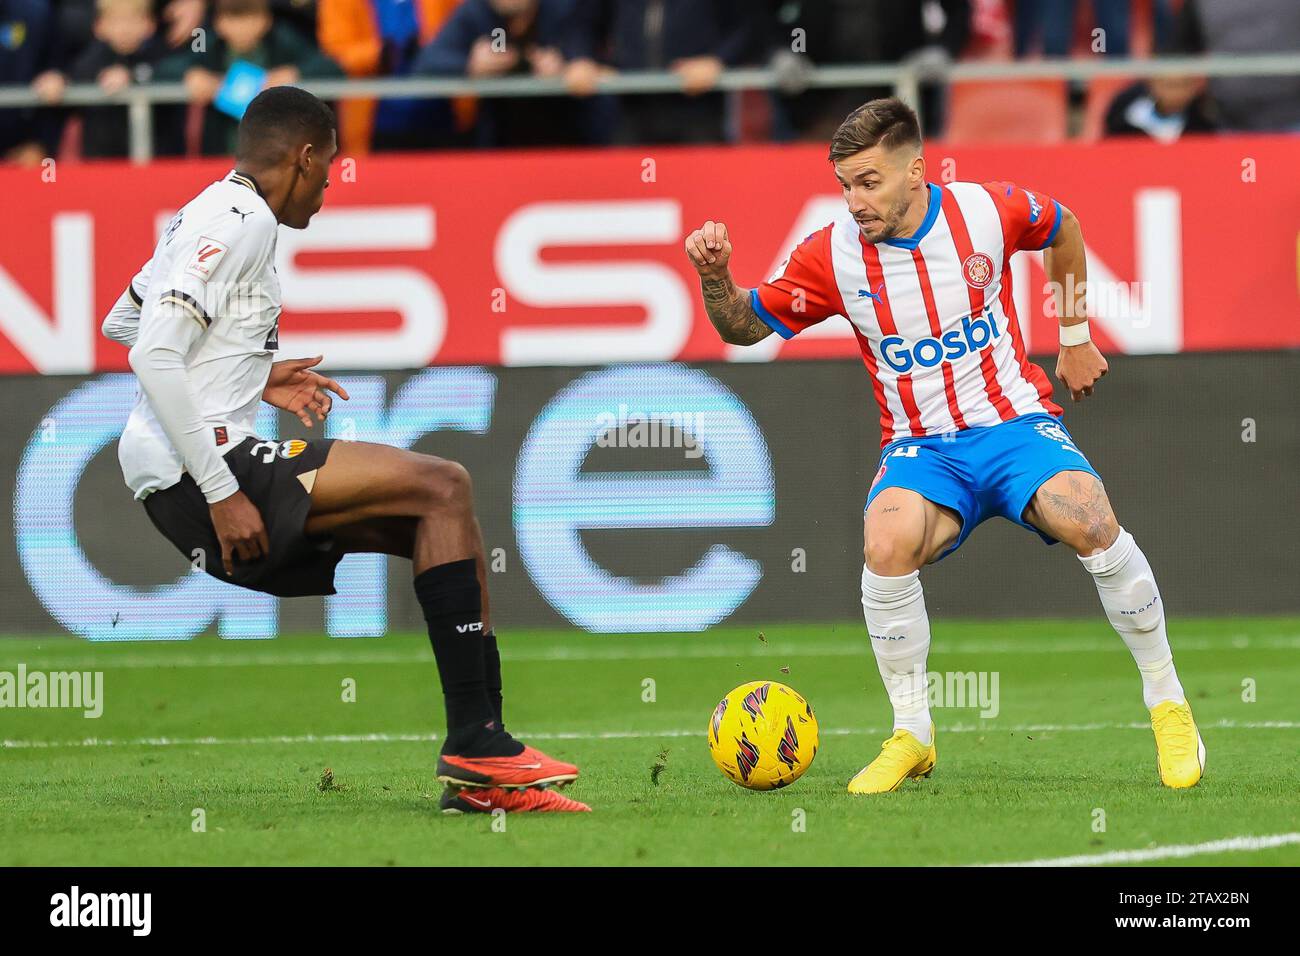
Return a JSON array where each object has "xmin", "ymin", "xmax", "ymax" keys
[{"xmin": 116, "ymin": 171, "xmax": 282, "ymax": 499}]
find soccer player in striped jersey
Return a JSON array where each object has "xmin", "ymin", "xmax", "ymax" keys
[
  {"xmin": 684, "ymin": 97, "xmax": 1204, "ymax": 793},
  {"xmin": 104, "ymin": 87, "xmax": 587, "ymax": 814}
]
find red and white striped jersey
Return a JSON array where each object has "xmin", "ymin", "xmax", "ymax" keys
[{"xmin": 751, "ymin": 180, "xmax": 1065, "ymax": 446}]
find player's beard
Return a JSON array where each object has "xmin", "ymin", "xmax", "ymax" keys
[{"xmin": 862, "ymin": 192, "xmax": 914, "ymax": 243}]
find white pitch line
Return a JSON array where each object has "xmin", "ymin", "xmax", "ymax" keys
[
  {"xmin": 3, "ymin": 719, "xmax": 1296, "ymax": 751},
  {"xmin": 978, "ymin": 832, "xmax": 1300, "ymax": 867},
  {"xmin": 6, "ymin": 633, "xmax": 1300, "ymax": 670}
]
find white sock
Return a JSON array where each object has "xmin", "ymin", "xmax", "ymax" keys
[
  {"xmin": 1079, "ymin": 528, "xmax": 1185, "ymax": 710},
  {"xmin": 862, "ymin": 565, "xmax": 933, "ymax": 745}
]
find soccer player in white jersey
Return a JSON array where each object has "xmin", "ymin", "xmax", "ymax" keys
[
  {"xmin": 103, "ymin": 87, "xmax": 588, "ymax": 814},
  {"xmin": 684, "ymin": 97, "xmax": 1205, "ymax": 792}
]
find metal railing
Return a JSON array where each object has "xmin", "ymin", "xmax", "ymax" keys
[{"xmin": 2, "ymin": 52, "xmax": 1298, "ymax": 163}]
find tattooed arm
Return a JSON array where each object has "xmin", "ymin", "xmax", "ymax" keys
[
  {"xmin": 684, "ymin": 220, "xmax": 773, "ymax": 346},
  {"xmin": 699, "ymin": 273, "xmax": 772, "ymax": 345}
]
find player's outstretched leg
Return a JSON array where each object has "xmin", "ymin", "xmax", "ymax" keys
[
  {"xmin": 1025, "ymin": 471, "xmax": 1205, "ymax": 789},
  {"xmin": 339, "ymin": 511, "xmax": 509, "ymax": 733},
  {"xmin": 305, "ymin": 441, "xmax": 580, "ymax": 796},
  {"xmin": 848, "ymin": 488, "xmax": 959, "ymax": 795}
]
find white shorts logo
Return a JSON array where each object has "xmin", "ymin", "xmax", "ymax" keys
[{"xmin": 1034, "ymin": 421, "xmax": 1084, "ymax": 456}]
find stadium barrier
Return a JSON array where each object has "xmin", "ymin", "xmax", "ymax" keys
[
  {"xmin": 1, "ymin": 53, "xmax": 1298, "ymax": 161},
  {"xmin": 2, "ymin": 136, "xmax": 1298, "ymax": 377},
  {"xmin": 2, "ymin": 353, "xmax": 1296, "ymax": 640}
]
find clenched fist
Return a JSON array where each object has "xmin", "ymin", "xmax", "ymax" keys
[
  {"xmin": 684, "ymin": 220, "xmax": 734, "ymax": 279},
  {"xmin": 1056, "ymin": 341, "xmax": 1109, "ymax": 402}
]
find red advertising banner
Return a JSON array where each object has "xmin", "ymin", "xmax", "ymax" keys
[{"xmin": 1, "ymin": 135, "xmax": 1297, "ymax": 374}]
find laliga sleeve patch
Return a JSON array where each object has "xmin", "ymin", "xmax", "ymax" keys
[
  {"xmin": 185, "ymin": 237, "xmax": 230, "ymax": 282},
  {"xmin": 1023, "ymin": 188, "xmax": 1044, "ymax": 224}
]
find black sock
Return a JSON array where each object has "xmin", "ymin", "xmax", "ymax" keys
[
  {"xmin": 483, "ymin": 629, "xmax": 505, "ymax": 730},
  {"xmin": 414, "ymin": 559, "xmax": 501, "ymax": 752}
]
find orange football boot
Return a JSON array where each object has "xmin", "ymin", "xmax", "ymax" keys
[
  {"xmin": 440, "ymin": 785, "xmax": 591, "ymax": 814},
  {"xmin": 436, "ymin": 743, "xmax": 579, "ymax": 790}
]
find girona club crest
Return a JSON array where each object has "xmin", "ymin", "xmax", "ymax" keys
[
  {"xmin": 962, "ymin": 252, "xmax": 995, "ymax": 290},
  {"xmin": 741, "ymin": 682, "xmax": 770, "ymax": 721}
]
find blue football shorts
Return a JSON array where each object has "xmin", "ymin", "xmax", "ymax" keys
[{"xmin": 865, "ymin": 413, "xmax": 1101, "ymax": 561}]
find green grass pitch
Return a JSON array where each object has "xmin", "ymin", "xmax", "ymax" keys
[{"xmin": 1, "ymin": 618, "xmax": 1297, "ymax": 867}]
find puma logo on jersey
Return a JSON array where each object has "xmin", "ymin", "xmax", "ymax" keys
[
  {"xmin": 456, "ymin": 622, "xmax": 484, "ymax": 634},
  {"xmin": 230, "ymin": 206, "xmax": 253, "ymax": 223},
  {"xmin": 857, "ymin": 284, "xmax": 885, "ymax": 303}
]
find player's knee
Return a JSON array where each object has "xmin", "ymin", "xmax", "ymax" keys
[
  {"xmin": 864, "ymin": 532, "xmax": 925, "ymax": 576},
  {"xmin": 1072, "ymin": 506, "xmax": 1120, "ymax": 555},
  {"xmin": 421, "ymin": 458, "xmax": 474, "ymax": 513}
]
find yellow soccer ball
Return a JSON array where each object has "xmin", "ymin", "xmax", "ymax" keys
[{"xmin": 707, "ymin": 680, "xmax": 818, "ymax": 790}]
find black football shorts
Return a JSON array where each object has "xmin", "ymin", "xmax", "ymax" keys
[{"xmin": 143, "ymin": 436, "xmax": 343, "ymax": 597}]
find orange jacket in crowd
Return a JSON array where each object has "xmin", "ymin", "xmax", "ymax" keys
[{"xmin": 318, "ymin": 0, "xmax": 474, "ymax": 153}]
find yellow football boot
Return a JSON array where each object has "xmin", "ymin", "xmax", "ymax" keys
[
  {"xmin": 847, "ymin": 724, "xmax": 936, "ymax": 794},
  {"xmin": 1149, "ymin": 700, "xmax": 1206, "ymax": 789}
]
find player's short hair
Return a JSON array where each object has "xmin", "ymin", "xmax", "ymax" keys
[
  {"xmin": 236, "ymin": 87, "xmax": 336, "ymax": 166},
  {"xmin": 828, "ymin": 98, "xmax": 922, "ymax": 162}
]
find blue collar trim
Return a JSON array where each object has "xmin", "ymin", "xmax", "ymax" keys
[{"xmin": 881, "ymin": 183, "xmax": 942, "ymax": 250}]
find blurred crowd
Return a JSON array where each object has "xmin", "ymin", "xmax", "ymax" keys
[{"xmin": 2, "ymin": 0, "xmax": 1298, "ymax": 163}]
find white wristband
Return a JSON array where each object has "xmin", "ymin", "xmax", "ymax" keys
[{"xmin": 1059, "ymin": 322, "xmax": 1090, "ymax": 347}]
